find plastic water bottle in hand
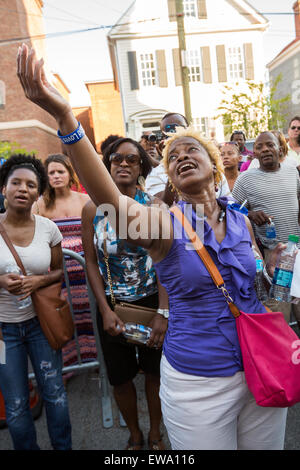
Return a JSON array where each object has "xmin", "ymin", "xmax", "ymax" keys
[
  {"xmin": 252, "ymin": 246, "xmax": 268, "ymax": 302},
  {"xmin": 269, "ymin": 235, "xmax": 299, "ymax": 302},
  {"xmin": 122, "ymin": 323, "xmax": 151, "ymax": 345},
  {"xmin": 265, "ymin": 218, "xmax": 277, "ymax": 248},
  {"xmin": 4, "ymin": 264, "xmax": 32, "ymax": 309}
]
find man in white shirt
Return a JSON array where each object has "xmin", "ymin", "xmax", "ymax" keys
[
  {"xmin": 287, "ymin": 116, "xmax": 300, "ymax": 164},
  {"xmin": 146, "ymin": 112, "xmax": 231, "ymax": 204}
]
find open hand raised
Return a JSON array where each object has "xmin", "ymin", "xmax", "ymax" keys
[{"xmin": 17, "ymin": 43, "xmax": 72, "ymax": 121}]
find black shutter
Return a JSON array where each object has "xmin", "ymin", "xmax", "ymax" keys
[{"xmin": 128, "ymin": 51, "xmax": 139, "ymax": 90}]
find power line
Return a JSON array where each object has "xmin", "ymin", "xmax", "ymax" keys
[
  {"xmin": 0, "ymin": 5, "xmax": 99, "ymax": 26},
  {"xmin": 44, "ymin": 1, "xmax": 100, "ymax": 27},
  {"xmin": 0, "ymin": 8, "xmax": 298, "ymax": 48},
  {"xmin": 0, "ymin": 17, "xmax": 162, "ymax": 46}
]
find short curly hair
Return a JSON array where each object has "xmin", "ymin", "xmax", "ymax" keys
[
  {"xmin": 162, "ymin": 126, "xmax": 224, "ymax": 186},
  {"xmin": 0, "ymin": 154, "xmax": 47, "ymax": 195},
  {"xmin": 102, "ymin": 137, "xmax": 153, "ymax": 180}
]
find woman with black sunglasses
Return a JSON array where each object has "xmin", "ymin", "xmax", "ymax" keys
[{"xmin": 81, "ymin": 137, "xmax": 168, "ymax": 450}]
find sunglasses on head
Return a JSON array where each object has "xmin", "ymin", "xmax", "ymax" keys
[
  {"xmin": 109, "ymin": 153, "xmax": 142, "ymax": 166},
  {"xmin": 290, "ymin": 126, "xmax": 300, "ymax": 131}
]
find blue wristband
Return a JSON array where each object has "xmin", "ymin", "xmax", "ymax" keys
[{"xmin": 57, "ymin": 122, "xmax": 85, "ymax": 145}]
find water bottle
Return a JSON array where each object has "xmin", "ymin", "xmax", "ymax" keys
[
  {"xmin": 4, "ymin": 264, "xmax": 32, "ymax": 309},
  {"xmin": 122, "ymin": 323, "xmax": 152, "ymax": 345},
  {"xmin": 252, "ymin": 246, "xmax": 268, "ymax": 302},
  {"xmin": 269, "ymin": 234, "xmax": 299, "ymax": 302},
  {"xmin": 265, "ymin": 219, "xmax": 277, "ymax": 248}
]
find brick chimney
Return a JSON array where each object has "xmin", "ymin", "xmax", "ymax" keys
[{"xmin": 294, "ymin": 1, "xmax": 300, "ymax": 38}]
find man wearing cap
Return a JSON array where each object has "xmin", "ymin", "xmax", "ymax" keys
[{"xmin": 145, "ymin": 112, "xmax": 231, "ymax": 205}]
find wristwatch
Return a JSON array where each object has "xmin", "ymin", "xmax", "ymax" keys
[{"xmin": 157, "ymin": 308, "xmax": 169, "ymax": 319}]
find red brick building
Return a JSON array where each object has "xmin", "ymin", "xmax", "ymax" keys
[{"xmin": 0, "ymin": 0, "xmax": 63, "ymax": 160}]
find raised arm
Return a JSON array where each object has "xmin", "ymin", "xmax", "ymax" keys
[
  {"xmin": 17, "ymin": 45, "xmax": 120, "ymax": 209},
  {"xmin": 17, "ymin": 44, "xmax": 172, "ymax": 260}
]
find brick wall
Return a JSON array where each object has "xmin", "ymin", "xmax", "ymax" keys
[
  {"xmin": 0, "ymin": 0, "xmax": 62, "ymax": 160},
  {"xmin": 85, "ymin": 81, "xmax": 125, "ymax": 153},
  {"xmin": 72, "ymin": 106, "xmax": 96, "ymax": 149}
]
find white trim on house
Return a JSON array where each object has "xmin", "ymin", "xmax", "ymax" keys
[
  {"xmin": 267, "ymin": 40, "xmax": 300, "ymax": 71},
  {"xmin": 0, "ymin": 120, "xmax": 57, "ymax": 136},
  {"xmin": 108, "ymin": 0, "xmax": 268, "ymax": 141}
]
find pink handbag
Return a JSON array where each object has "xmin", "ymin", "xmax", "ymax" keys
[{"xmin": 171, "ymin": 206, "xmax": 300, "ymax": 408}]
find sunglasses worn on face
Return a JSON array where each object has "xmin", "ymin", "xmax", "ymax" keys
[
  {"xmin": 290, "ymin": 126, "xmax": 300, "ymax": 131},
  {"xmin": 109, "ymin": 153, "xmax": 141, "ymax": 166}
]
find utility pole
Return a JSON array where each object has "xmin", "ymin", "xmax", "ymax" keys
[{"xmin": 175, "ymin": 0, "xmax": 192, "ymax": 125}]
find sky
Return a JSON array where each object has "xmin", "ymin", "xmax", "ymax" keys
[{"xmin": 42, "ymin": 0, "xmax": 297, "ymax": 107}]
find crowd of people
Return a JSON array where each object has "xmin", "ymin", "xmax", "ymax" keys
[{"xmin": 0, "ymin": 43, "xmax": 300, "ymax": 450}]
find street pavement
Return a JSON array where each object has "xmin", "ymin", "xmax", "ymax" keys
[
  {"xmin": 0, "ymin": 369, "xmax": 171, "ymax": 451},
  {"xmin": 1, "ymin": 329, "xmax": 300, "ymax": 451}
]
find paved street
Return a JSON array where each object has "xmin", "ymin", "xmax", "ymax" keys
[
  {"xmin": 1, "ymin": 325, "xmax": 300, "ymax": 451},
  {"xmin": 0, "ymin": 369, "xmax": 171, "ymax": 451},
  {"xmin": 0, "ymin": 365, "xmax": 299, "ymax": 451}
]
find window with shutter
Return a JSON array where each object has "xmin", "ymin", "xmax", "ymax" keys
[
  {"xmin": 197, "ymin": 0, "xmax": 207, "ymax": 19},
  {"xmin": 127, "ymin": 51, "xmax": 140, "ymax": 90},
  {"xmin": 186, "ymin": 49, "xmax": 202, "ymax": 82},
  {"xmin": 139, "ymin": 53, "xmax": 157, "ymax": 87},
  {"xmin": 227, "ymin": 46, "xmax": 245, "ymax": 81},
  {"xmin": 216, "ymin": 45, "xmax": 228, "ymax": 83},
  {"xmin": 183, "ymin": 0, "xmax": 198, "ymax": 17},
  {"xmin": 168, "ymin": 0, "xmax": 177, "ymax": 22},
  {"xmin": 156, "ymin": 50, "xmax": 168, "ymax": 88},
  {"xmin": 201, "ymin": 47, "xmax": 212, "ymax": 83},
  {"xmin": 172, "ymin": 48, "xmax": 182, "ymax": 86},
  {"xmin": 243, "ymin": 43, "xmax": 254, "ymax": 80}
]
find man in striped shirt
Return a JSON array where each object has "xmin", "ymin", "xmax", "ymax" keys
[
  {"xmin": 233, "ymin": 131, "xmax": 300, "ymax": 246},
  {"xmin": 232, "ymin": 132, "xmax": 300, "ymax": 326},
  {"xmin": 232, "ymin": 131, "xmax": 300, "ymax": 323}
]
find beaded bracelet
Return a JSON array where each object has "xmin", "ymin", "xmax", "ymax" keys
[{"xmin": 57, "ymin": 122, "xmax": 85, "ymax": 145}]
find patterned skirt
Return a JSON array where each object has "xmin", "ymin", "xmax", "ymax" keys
[{"xmin": 54, "ymin": 217, "xmax": 97, "ymax": 368}]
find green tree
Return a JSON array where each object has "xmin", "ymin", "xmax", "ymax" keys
[
  {"xmin": 0, "ymin": 141, "xmax": 36, "ymax": 161},
  {"xmin": 215, "ymin": 75, "xmax": 290, "ymax": 140}
]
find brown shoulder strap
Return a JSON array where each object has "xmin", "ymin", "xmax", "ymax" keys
[
  {"xmin": 0, "ymin": 222, "xmax": 27, "ymax": 275},
  {"xmin": 170, "ymin": 206, "xmax": 224, "ymax": 287},
  {"xmin": 170, "ymin": 206, "xmax": 241, "ymax": 318}
]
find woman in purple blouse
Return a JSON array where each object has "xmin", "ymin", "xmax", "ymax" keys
[{"xmin": 17, "ymin": 44, "xmax": 287, "ymax": 450}]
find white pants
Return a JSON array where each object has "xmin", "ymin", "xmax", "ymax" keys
[{"xmin": 160, "ymin": 355, "xmax": 287, "ymax": 450}]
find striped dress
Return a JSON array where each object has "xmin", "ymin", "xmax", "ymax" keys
[{"xmin": 54, "ymin": 217, "xmax": 97, "ymax": 368}]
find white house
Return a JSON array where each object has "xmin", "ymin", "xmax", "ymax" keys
[{"xmin": 107, "ymin": 0, "xmax": 268, "ymax": 141}]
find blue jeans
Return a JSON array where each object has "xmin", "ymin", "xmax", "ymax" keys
[{"xmin": 0, "ymin": 317, "xmax": 72, "ymax": 450}]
